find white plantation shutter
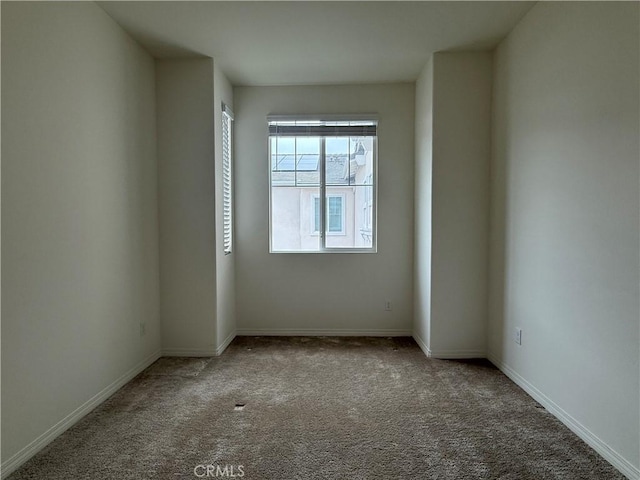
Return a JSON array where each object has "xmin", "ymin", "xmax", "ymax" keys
[{"xmin": 222, "ymin": 103, "xmax": 234, "ymax": 255}]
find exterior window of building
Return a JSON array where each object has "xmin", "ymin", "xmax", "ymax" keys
[
  {"xmin": 327, "ymin": 196, "xmax": 344, "ymax": 233},
  {"xmin": 269, "ymin": 117, "xmax": 377, "ymax": 253},
  {"xmin": 312, "ymin": 194, "xmax": 345, "ymax": 235}
]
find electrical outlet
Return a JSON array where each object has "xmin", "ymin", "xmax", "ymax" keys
[
  {"xmin": 514, "ymin": 327, "xmax": 522, "ymax": 345},
  {"xmin": 140, "ymin": 322, "xmax": 146, "ymax": 337},
  {"xmin": 385, "ymin": 300, "xmax": 392, "ymax": 311}
]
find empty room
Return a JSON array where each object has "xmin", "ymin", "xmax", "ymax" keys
[{"xmin": 2, "ymin": 1, "xmax": 638, "ymax": 479}]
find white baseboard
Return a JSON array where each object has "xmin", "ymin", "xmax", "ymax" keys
[
  {"xmin": 1, "ymin": 349, "xmax": 162, "ymax": 479},
  {"xmin": 487, "ymin": 352, "xmax": 639, "ymax": 480},
  {"xmin": 411, "ymin": 334, "xmax": 485, "ymax": 359},
  {"xmin": 428, "ymin": 349, "xmax": 486, "ymax": 359},
  {"xmin": 236, "ymin": 328, "xmax": 412, "ymax": 337},
  {"xmin": 215, "ymin": 331, "xmax": 236, "ymax": 355},
  {"xmin": 412, "ymin": 332, "xmax": 430, "ymax": 357},
  {"xmin": 161, "ymin": 348, "xmax": 217, "ymax": 357},
  {"xmin": 162, "ymin": 333, "xmax": 236, "ymax": 358}
]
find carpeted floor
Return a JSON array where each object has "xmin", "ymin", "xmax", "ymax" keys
[{"xmin": 8, "ymin": 337, "xmax": 625, "ymax": 479}]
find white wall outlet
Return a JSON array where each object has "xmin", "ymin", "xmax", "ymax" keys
[
  {"xmin": 514, "ymin": 327, "xmax": 522, "ymax": 345},
  {"xmin": 140, "ymin": 322, "xmax": 146, "ymax": 337},
  {"xmin": 384, "ymin": 300, "xmax": 392, "ymax": 311}
]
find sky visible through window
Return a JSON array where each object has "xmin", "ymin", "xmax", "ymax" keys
[{"xmin": 272, "ymin": 137, "xmax": 358, "ymax": 156}]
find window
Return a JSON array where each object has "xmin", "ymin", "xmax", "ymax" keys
[
  {"xmin": 312, "ymin": 194, "xmax": 345, "ymax": 235},
  {"xmin": 222, "ymin": 103, "xmax": 234, "ymax": 255},
  {"xmin": 269, "ymin": 117, "xmax": 377, "ymax": 253},
  {"xmin": 327, "ymin": 195, "xmax": 344, "ymax": 234}
]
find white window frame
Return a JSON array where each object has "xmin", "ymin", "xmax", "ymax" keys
[
  {"xmin": 268, "ymin": 115, "xmax": 378, "ymax": 254},
  {"xmin": 222, "ymin": 103, "xmax": 234, "ymax": 255},
  {"xmin": 311, "ymin": 193, "xmax": 346, "ymax": 236}
]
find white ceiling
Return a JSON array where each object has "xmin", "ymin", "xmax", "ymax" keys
[{"xmin": 98, "ymin": 1, "xmax": 535, "ymax": 86}]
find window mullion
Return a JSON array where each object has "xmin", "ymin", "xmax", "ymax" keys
[
  {"xmin": 320, "ymin": 137, "xmax": 327, "ymax": 251},
  {"xmin": 294, "ymin": 136, "xmax": 297, "ymax": 187}
]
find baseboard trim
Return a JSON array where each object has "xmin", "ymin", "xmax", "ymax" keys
[
  {"xmin": 428, "ymin": 349, "xmax": 486, "ymax": 359},
  {"xmin": 411, "ymin": 334, "xmax": 485, "ymax": 359},
  {"xmin": 1, "ymin": 349, "xmax": 162, "ymax": 479},
  {"xmin": 412, "ymin": 333, "xmax": 431, "ymax": 357},
  {"xmin": 487, "ymin": 352, "xmax": 639, "ymax": 480},
  {"xmin": 215, "ymin": 331, "xmax": 236, "ymax": 356},
  {"xmin": 236, "ymin": 328, "xmax": 412, "ymax": 337},
  {"xmin": 161, "ymin": 348, "xmax": 217, "ymax": 357}
]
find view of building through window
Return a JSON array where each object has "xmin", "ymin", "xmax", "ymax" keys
[{"xmin": 269, "ymin": 119, "xmax": 376, "ymax": 252}]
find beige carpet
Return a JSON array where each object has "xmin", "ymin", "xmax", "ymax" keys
[
  {"xmin": 8, "ymin": 337, "xmax": 625, "ymax": 479},
  {"xmin": 143, "ymin": 357, "xmax": 212, "ymax": 378}
]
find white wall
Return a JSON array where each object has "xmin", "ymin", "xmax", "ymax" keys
[
  {"xmin": 431, "ymin": 52, "xmax": 492, "ymax": 357},
  {"xmin": 1, "ymin": 1, "xmax": 160, "ymax": 474},
  {"xmin": 156, "ymin": 59, "xmax": 218, "ymax": 356},
  {"xmin": 413, "ymin": 52, "xmax": 492, "ymax": 358},
  {"xmin": 213, "ymin": 63, "xmax": 236, "ymax": 353},
  {"xmin": 234, "ymin": 84, "xmax": 415, "ymax": 335},
  {"xmin": 489, "ymin": 2, "xmax": 639, "ymax": 477},
  {"xmin": 413, "ymin": 57, "xmax": 434, "ymax": 351}
]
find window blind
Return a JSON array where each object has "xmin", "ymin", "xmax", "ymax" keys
[
  {"xmin": 268, "ymin": 119, "xmax": 377, "ymax": 137},
  {"xmin": 222, "ymin": 103, "xmax": 234, "ymax": 255}
]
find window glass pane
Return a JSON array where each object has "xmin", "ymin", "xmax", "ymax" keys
[
  {"xmin": 326, "ymin": 137, "xmax": 348, "ymax": 155},
  {"xmin": 314, "ymin": 196, "xmax": 320, "ymax": 233},
  {"xmin": 356, "ymin": 184, "xmax": 374, "ymax": 247},
  {"xmin": 349, "ymin": 137, "xmax": 374, "ymax": 186},
  {"xmin": 325, "ymin": 137, "xmax": 349, "ymax": 186},
  {"xmin": 297, "ymin": 137, "xmax": 319, "ymax": 155},
  {"xmin": 296, "ymin": 137, "xmax": 320, "ymax": 186},
  {"xmin": 324, "ymin": 189, "xmax": 346, "ymax": 248},
  {"xmin": 324, "ymin": 187, "xmax": 374, "ymax": 249},
  {"xmin": 277, "ymin": 137, "xmax": 295, "ymax": 155},
  {"xmin": 271, "ymin": 157, "xmax": 295, "ymax": 186},
  {"xmin": 271, "ymin": 186, "xmax": 321, "ymax": 252},
  {"xmin": 328, "ymin": 196, "xmax": 343, "ymax": 232}
]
